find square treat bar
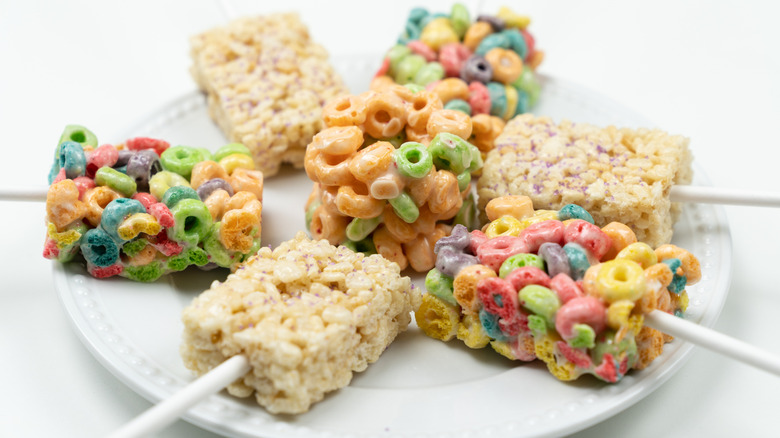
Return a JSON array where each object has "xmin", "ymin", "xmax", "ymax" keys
[
  {"xmin": 477, "ymin": 114, "xmax": 693, "ymax": 247},
  {"xmin": 190, "ymin": 13, "xmax": 348, "ymax": 176}
]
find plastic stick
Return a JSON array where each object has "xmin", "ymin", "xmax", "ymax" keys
[
  {"xmin": 670, "ymin": 185, "xmax": 780, "ymax": 207},
  {"xmin": 0, "ymin": 186, "xmax": 47, "ymax": 202}
]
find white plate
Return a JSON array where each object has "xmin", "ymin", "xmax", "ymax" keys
[{"xmin": 54, "ymin": 56, "xmax": 732, "ymax": 438}]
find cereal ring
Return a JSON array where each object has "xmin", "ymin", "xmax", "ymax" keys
[
  {"xmin": 82, "ymin": 227, "xmax": 120, "ymax": 267},
  {"xmin": 478, "ymin": 277, "xmax": 518, "ymax": 320},
  {"xmin": 126, "ymin": 243, "xmax": 157, "ymax": 267},
  {"xmin": 404, "ymin": 233, "xmax": 438, "ymax": 272},
  {"xmin": 100, "ymin": 198, "xmax": 147, "ymax": 242},
  {"xmin": 46, "ymin": 179, "xmax": 87, "ymax": 231},
  {"xmin": 304, "ymin": 147, "xmax": 354, "ymax": 187},
  {"xmin": 655, "ymin": 244, "xmax": 702, "ymax": 285},
  {"xmin": 555, "ymin": 296, "xmax": 607, "ymax": 345},
  {"xmin": 203, "ymin": 189, "xmax": 230, "ymax": 221},
  {"xmin": 218, "ymin": 153, "xmax": 255, "ymax": 175},
  {"xmin": 439, "ymin": 43, "xmax": 472, "ymax": 77},
  {"xmin": 407, "ymin": 40, "xmax": 437, "ymax": 62},
  {"xmin": 463, "ymin": 21, "xmax": 493, "ymax": 52},
  {"xmin": 485, "ymin": 47, "xmax": 523, "ymax": 84},
  {"xmin": 406, "ymin": 90, "xmax": 444, "ymax": 131},
  {"xmin": 430, "ymin": 78, "xmax": 470, "ymax": 105},
  {"xmin": 538, "ymin": 242, "xmax": 571, "ymax": 278},
  {"xmin": 411, "ymin": 204, "xmax": 439, "ymax": 236},
  {"xmin": 220, "ymin": 207, "xmax": 261, "ymax": 253},
  {"xmin": 601, "ymin": 222, "xmax": 638, "ymax": 261},
  {"xmin": 82, "ymin": 186, "xmax": 122, "ymax": 227},
  {"xmin": 499, "ymin": 253, "xmax": 545, "ymax": 278},
  {"xmin": 126, "ymin": 149, "xmax": 162, "ymax": 192},
  {"xmin": 125, "ymin": 137, "xmax": 169, "ymax": 156},
  {"xmin": 310, "ymin": 126, "xmax": 364, "ymax": 156},
  {"xmin": 616, "ymin": 242, "xmax": 658, "ymax": 269},
  {"xmin": 416, "ymin": 294, "xmax": 459, "ymax": 341},
  {"xmin": 310, "ymin": 205, "xmax": 349, "ymax": 245},
  {"xmin": 149, "ymin": 170, "xmax": 190, "ymax": 201},
  {"xmin": 460, "ymin": 54, "xmax": 493, "ymax": 84},
  {"xmin": 407, "ymin": 168, "xmax": 436, "ymax": 206},
  {"xmin": 485, "ymin": 195, "xmax": 533, "ymax": 222},
  {"xmin": 563, "ymin": 219, "xmax": 613, "ymax": 261},
  {"xmin": 160, "ymin": 145, "xmax": 204, "ymax": 179},
  {"xmin": 335, "ymin": 183, "xmax": 385, "ymax": 219},
  {"xmin": 504, "ymin": 265, "xmax": 551, "ymax": 290},
  {"xmin": 453, "ymin": 264, "xmax": 496, "ymax": 314},
  {"xmin": 427, "ymin": 109, "xmax": 473, "ymax": 140},
  {"xmin": 520, "ymin": 219, "xmax": 565, "ymax": 253},
  {"xmin": 349, "ymin": 141, "xmax": 395, "ymax": 184},
  {"xmin": 117, "ymin": 213, "xmax": 161, "ymax": 241},
  {"xmin": 586, "ymin": 259, "xmax": 646, "ymax": 303},
  {"xmin": 228, "ymin": 168, "xmax": 264, "ymax": 201},
  {"xmin": 345, "ymin": 215, "xmax": 383, "ymax": 242},
  {"xmin": 484, "ymin": 215, "xmax": 524, "ymax": 238},
  {"xmin": 85, "ymin": 144, "xmax": 119, "ymax": 178},
  {"xmin": 381, "ymin": 205, "xmax": 416, "ymax": 243},
  {"xmin": 373, "ymin": 226, "xmax": 408, "ymax": 270},
  {"xmin": 476, "ymin": 235, "xmax": 528, "ymax": 272},
  {"xmin": 550, "ymin": 273, "xmax": 584, "ymax": 303},
  {"xmin": 322, "ymin": 94, "xmax": 367, "ymax": 127},
  {"xmin": 426, "ymin": 170, "xmax": 461, "ymax": 215},
  {"xmin": 170, "ymin": 198, "xmax": 213, "ymax": 246},
  {"xmin": 363, "ymin": 89, "xmax": 407, "ymax": 139},
  {"xmin": 95, "ymin": 167, "xmax": 137, "ymax": 197}
]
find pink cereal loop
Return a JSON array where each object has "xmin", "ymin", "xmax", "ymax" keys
[
  {"xmin": 554, "ymin": 296, "xmax": 607, "ymax": 340},
  {"xmin": 520, "ymin": 219, "xmax": 565, "ymax": 253},
  {"xmin": 505, "ymin": 266, "xmax": 551, "ymax": 291},
  {"xmin": 550, "ymin": 273, "xmax": 584, "ymax": 303},
  {"xmin": 563, "ymin": 219, "xmax": 613, "ymax": 261},
  {"xmin": 477, "ymin": 277, "xmax": 518, "ymax": 320},
  {"xmin": 475, "ymin": 235, "xmax": 528, "ymax": 272},
  {"xmin": 469, "ymin": 229, "xmax": 488, "ymax": 255},
  {"xmin": 72, "ymin": 176, "xmax": 95, "ymax": 200},
  {"xmin": 125, "ymin": 137, "xmax": 169, "ymax": 156},
  {"xmin": 439, "ymin": 43, "xmax": 472, "ymax": 77},
  {"xmin": 375, "ymin": 57, "xmax": 390, "ymax": 78},
  {"xmin": 86, "ymin": 144, "xmax": 119, "ymax": 178},
  {"xmin": 132, "ymin": 192, "xmax": 157, "ymax": 209},
  {"xmin": 468, "ymin": 81, "xmax": 491, "ymax": 115},
  {"xmin": 407, "ymin": 40, "xmax": 437, "ymax": 62}
]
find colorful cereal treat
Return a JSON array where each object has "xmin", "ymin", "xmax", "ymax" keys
[
  {"xmin": 42, "ymin": 126, "xmax": 264, "ymax": 282},
  {"xmin": 305, "ymin": 87, "xmax": 484, "ymax": 272},
  {"xmin": 189, "ymin": 14, "xmax": 348, "ymax": 177},
  {"xmin": 478, "ymin": 115, "xmax": 694, "ymax": 247},
  {"xmin": 417, "ymin": 198, "xmax": 701, "ymax": 383},
  {"xmin": 180, "ymin": 232, "xmax": 421, "ymax": 414}
]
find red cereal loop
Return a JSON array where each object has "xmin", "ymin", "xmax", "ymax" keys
[
  {"xmin": 153, "ymin": 231, "xmax": 183, "ymax": 256},
  {"xmin": 521, "ymin": 29, "xmax": 536, "ymax": 61},
  {"xmin": 43, "ymin": 238, "xmax": 59, "ymax": 259},
  {"xmin": 126, "ymin": 137, "xmax": 170, "ymax": 156},
  {"xmin": 475, "ymin": 235, "xmax": 528, "ymax": 272},
  {"xmin": 86, "ymin": 144, "xmax": 119, "ymax": 178},
  {"xmin": 563, "ymin": 219, "xmax": 613, "ymax": 261},
  {"xmin": 469, "ymin": 229, "xmax": 488, "ymax": 255},
  {"xmin": 148, "ymin": 203, "xmax": 175, "ymax": 228},
  {"xmin": 72, "ymin": 176, "xmax": 96, "ymax": 199},
  {"xmin": 53, "ymin": 168, "xmax": 66, "ymax": 183},
  {"xmin": 132, "ymin": 192, "xmax": 157, "ymax": 209},
  {"xmin": 407, "ymin": 40, "xmax": 437, "ymax": 62},
  {"xmin": 549, "ymin": 273, "xmax": 584, "ymax": 303},
  {"xmin": 498, "ymin": 311, "xmax": 527, "ymax": 336},
  {"xmin": 593, "ymin": 353, "xmax": 619, "ymax": 382},
  {"xmin": 556, "ymin": 341, "xmax": 593, "ymax": 369},
  {"xmin": 505, "ymin": 266, "xmax": 551, "ymax": 291},
  {"xmin": 477, "ymin": 277, "xmax": 518, "ymax": 320},
  {"xmin": 520, "ymin": 220, "xmax": 565, "ymax": 253},
  {"xmin": 375, "ymin": 57, "xmax": 390, "ymax": 78},
  {"xmin": 89, "ymin": 263, "xmax": 123, "ymax": 278},
  {"xmin": 439, "ymin": 43, "xmax": 471, "ymax": 77},
  {"xmin": 468, "ymin": 81, "xmax": 491, "ymax": 114}
]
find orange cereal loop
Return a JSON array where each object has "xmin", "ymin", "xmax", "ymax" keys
[
  {"xmin": 463, "ymin": 21, "xmax": 493, "ymax": 51},
  {"xmin": 47, "ymin": 179, "xmax": 87, "ymax": 231},
  {"xmin": 485, "ymin": 195, "xmax": 534, "ymax": 222},
  {"xmin": 634, "ymin": 326, "xmax": 665, "ymax": 370},
  {"xmin": 363, "ymin": 91, "xmax": 407, "ymax": 139},
  {"xmin": 228, "ymin": 168, "xmax": 264, "ymax": 201},
  {"xmin": 382, "ymin": 205, "xmax": 417, "ymax": 243},
  {"xmin": 528, "ymin": 50, "xmax": 545, "ymax": 71},
  {"xmin": 320, "ymin": 185, "xmax": 343, "ymax": 216},
  {"xmin": 406, "ymin": 90, "xmax": 444, "ymax": 131},
  {"xmin": 373, "ymin": 226, "xmax": 408, "ymax": 270},
  {"xmin": 453, "ymin": 264, "xmax": 496, "ymax": 314},
  {"xmin": 321, "ymin": 95, "xmax": 367, "ymax": 127},
  {"xmin": 126, "ymin": 244, "xmax": 158, "ymax": 267},
  {"xmin": 305, "ymin": 183, "xmax": 321, "ymax": 211},
  {"xmin": 348, "ymin": 141, "xmax": 395, "ymax": 184},
  {"xmin": 655, "ymin": 244, "xmax": 702, "ymax": 285},
  {"xmin": 305, "ymin": 148, "xmax": 353, "ymax": 187},
  {"xmin": 370, "ymin": 75, "xmax": 395, "ymax": 91},
  {"xmin": 204, "ymin": 189, "xmax": 230, "ymax": 221},
  {"xmin": 310, "ymin": 205, "xmax": 349, "ymax": 245},
  {"xmin": 427, "ymin": 109, "xmax": 473, "ymax": 140},
  {"xmin": 435, "ymin": 197, "xmax": 463, "ymax": 221},
  {"xmin": 83, "ymin": 186, "xmax": 122, "ymax": 227},
  {"xmin": 335, "ymin": 182, "xmax": 385, "ymax": 219},
  {"xmin": 601, "ymin": 222, "xmax": 638, "ymax": 261},
  {"xmin": 412, "ymin": 204, "xmax": 438, "ymax": 236},
  {"xmin": 310, "ymin": 126, "xmax": 364, "ymax": 156},
  {"xmin": 484, "ymin": 48, "xmax": 524, "ymax": 84},
  {"xmin": 190, "ymin": 160, "xmax": 229, "ymax": 189},
  {"xmin": 430, "ymin": 78, "xmax": 470, "ymax": 105},
  {"xmin": 405, "ymin": 123, "xmax": 433, "ymax": 145},
  {"xmin": 403, "ymin": 234, "xmax": 437, "ymax": 272},
  {"xmin": 407, "ymin": 170, "xmax": 435, "ymax": 206},
  {"xmin": 426, "ymin": 170, "xmax": 461, "ymax": 215},
  {"xmin": 469, "ymin": 114, "xmax": 505, "ymax": 153},
  {"xmin": 220, "ymin": 208, "xmax": 261, "ymax": 253},
  {"xmin": 385, "ymin": 83, "xmax": 417, "ymax": 104},
  {"xmin": 226, "ymin": 191, "xmax": 262, "ymax": 218}
]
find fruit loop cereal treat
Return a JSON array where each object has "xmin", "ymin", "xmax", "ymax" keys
[
  {"xmin": 478, "ymin": 114, "xmax": 694, "ymax": 247},
  {"xmin": 304, "ymin": 85, "xmax": 484, "ymax": 272},
  {"xmin": 180, "ymin": 232, "xmax": 420, "ymax": 414},
  {"xmin": 190, "ymin": 13, "xmax": 348, "ymax": 177},
  {"xmin": 372, "ymin": 4, "xmax": 544, "ymax": 158},
  {"xmin": 43, "ymin": 125, "xmax": 264, "ymax": 282},
  {"xmin": 416, "ymin": 195, "xmax": 701, "ymax": 382}
]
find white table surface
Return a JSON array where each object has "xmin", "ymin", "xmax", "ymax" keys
[{"xmin": 2, "ymin": 0, "xmax": 779, "ymax": 436}]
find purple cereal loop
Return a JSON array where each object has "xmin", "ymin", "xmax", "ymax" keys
[
  {"xmin": 197, "ymin": 178, "xmax": 235, "ymax": 200},
  {"xmin": 435, "ymin": 246, "xmax": 479, "ymax": 278},
  {"xmin": 115, "ymin": 149, "xmax": 134, "ymax": 168},
  {"xmin": 460, "ymin": 54, "xmax": 493, "ymax": 84},
  {"xmin": 538, "ymin": 242, "xmax": 571, "ymax": 278},
  {"xmin": 434, "ymin": 223, "xmax": 470, "ymax": 254},
  {"xmin": 126, "ymin": 149, "xmax": 162, "ymax": 192},
  {"xmin": 476, "ymin": 15, "xmax": 506, "ymax": 32}
]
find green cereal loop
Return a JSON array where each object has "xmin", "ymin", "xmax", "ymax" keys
[
  {"xmin": 453, "ymin": 192, "xmax": 478, "ymax": 230},
  {"xmin": 213, "ymin": 143, "xmax": 251, "ymax": 161},
  {"xmin": 160, "ymin": 145, "xmax": 204, "ymax": 179},
  {"xmin": 413, "ymin": 61, "xmax": 444, "ymax": 86},
  {"xmin": 404, "ymin": 83, "xmax": 425, "ymax": 94},
  {"xmin": 197, "ymin": 147, "xmax": 214, "ymax": 161},
  {"xmin": 57, "ymin": 124, "xmax": 97, "ymax": 157},
  {"xmin": 456, "ymin": 171, "xmax": 471, "ymax": 192},
  {"xmin": 95, "ymin": 167, "xmax": 137, "ymax": 197},
  {"xmin": 395, "ymin": 54, "xmax": 427, "ymax": 85},
  {"xmin": 123, "ymin": 261, "xmax": 164, "ymax": 283},
  {"xmin": 185, "ymin": 246, "xmax": 210, "ymax": 266},
  {"xmin": 149, "ymin": 170, "xmax": 190, "ymax": 201},
  {"xmin": 499, "ymin": 253, "xmax": 545, "ymax": 278},
  {"xmin": 527, "ymin": 314, "xmax": 548, "ymax": 336},
  {"xmin": 162, "ymin": 185, "xmax": 200, "ymax": 208},
  {"xmin": 592, "ymin": 331, "xmax": 637, "ymax": 365},
  {"xmin": 425, "ymin": 268, "xmax": 457, "ymax": 306},
  {"xmin": 394, "ymin": 142, "xmax": 433, "ymax": 179},
  {"xmin": 122, "ymin": 239, "xmax": 148, "ymax": 258},
  {"xmin": 346, "ymin": 216, "xmax": 383, "ymax": 242},
  {"xmin": 512, "ymin": 68, "xmax": 542, "ymax": 107},
  {"xmin": 443, "ymin": 98, "xmax": 472, "ymax": 116},
  {"xmin": 450, "ymin": 3, "xmax": 470, "ymax": 38},
  {"xmin": 428, "ymin": 132, "xmax": 474, "ymax": 174},
  {"xmin": 167, "ymin": 254, "xmax": 189, "ymax": 271},
  {"xmin": 305, "ymin": 199, "xmax": 322, "ymax": 231},
  {"xmin": 242, "ymin": 239, "xmax": 263, "ymax": 261},
  {"xmin": 343, "ymin": 237, "xmax": 377, "ymax": 255},
  {"xmin": 203, "ymin": 222, "xmax": 234, "ymax": 268},
  {"xmin": 569, "ymin": 323, "xmax": 596, "ymax": 349},
  {"xmin": 389, "ymin": 192, "xmax": 420, "ymax": 223},
  {"xmin": 466, "ymin": 143, "xmax": 483, "ymax": 173},
  {"xmin": 387, "ymin": 44, "xmax": 412, "ymax": 75},
  {"xmin": 169, "ymin": 198, "xmax": 213, "ymax": 246},
  {"xmin": 518, "ymin": 285, "xmax": 560, "ymax": 327}
]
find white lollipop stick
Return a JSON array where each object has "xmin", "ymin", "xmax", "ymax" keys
[
  {"xmin": 0, "ymin": 186, "xmax": 47, "ymax": 202},
  {"xmin": 645, "ymin": 309, "xmax": 780, "ymax": 377},
  {"xmin": 670, "ymin": 185, "xmax": 780, "ymax": 207},
  {"xmin": 107, "ymin": 354, "xmax": 251, "ymax": 438}
]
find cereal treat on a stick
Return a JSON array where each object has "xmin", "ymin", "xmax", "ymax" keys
[
  {"xmin": 180, "ymin": 232, "xmax": 420, "ymax": 414},
  {"xmin": 190, "ymin": 13, "xmax": 349, "ymax": 176},
  {"xmin": 304, "ymin": 85, "xmax": 484, "ymax": 272},
  {"xmin": 477, "ymin": 115, "xmax": 693, "ymax": 247},
  {"xmin": 43, "ymin": 125, "xmax": 263, "ymax": 282},
  {"xmin": 417, "ymin": 196, "xmax": 701, "ymax": 382}
]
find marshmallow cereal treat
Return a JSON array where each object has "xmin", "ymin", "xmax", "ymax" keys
[
  {"xmin": 417, "ymin": 196, "xmax": 701, "ymax": 382},
  {"xmin": 190, "ymin": 13, "xmax": 349, "ymax": 177},
  {"xmin": 180, "ymin": 232, "xmax": 420, "ymax": 414},
  {"xmin": 304, "ymin": 85, "xmax": 484, "ymax": 272},
  {"xmin": 478, "ymin": 115, "xmax": 694, "ymax": 247},
  {"xmin": 371, "ymin": 4, "xmax": 545, "ymax": 158},
  {"xmin": 43, "ymin": 125, "xmax": 264, "ymax": 282}
]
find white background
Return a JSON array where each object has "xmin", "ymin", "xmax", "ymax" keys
[{"xmin": 2, "ymin": 0, "xmax": 780, "ymax": 436}]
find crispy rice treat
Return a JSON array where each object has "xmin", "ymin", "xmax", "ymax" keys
[
  {"xmin": 180, "ymin": 232, "xmax": 420, "ymax": 414},
  {"xmin": 190, "ymin": 13, "xmax": 349, "ymax": 176},
  {"xmin": 477, "ymin": 115, "xmax": 693, "ymax": 247}
]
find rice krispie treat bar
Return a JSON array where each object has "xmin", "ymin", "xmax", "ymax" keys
[
  {"xmin": 190, "ymin": 13, "xmax": 349, "ymax": 176},
  {"xmin": 477, "ymin": 114, "xmax": 693, "ymax": 247},
  {"xmin": 180, "ymin": 232, "xmax": 420, "ymax": 414}
]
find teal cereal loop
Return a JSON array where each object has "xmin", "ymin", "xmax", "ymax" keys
[
  {"xmin": 444, "ymin": 98, "xmax": 472, "ymax": 116},
  {"xmin": 558, "ymin": 204, "xmax": 594, "ymax": 224},
  {"xmin": 204, "ymin": 222, "xmax": 235, "ymax": 268},
  {"xmin": 95, "ymin": 167, "xmax": 137, "ymax": 197},
  {"xmin": 487, "ymin": 82, "xmax": 508, "ymax": 118},
  {"xmin": 456, "ymin": 171, "xmax": 471, "ymax": 192},
  {"xmin": 58, "ymin": 141, "xmax": 87, "ymax": 179},
  {"xmin": 499, "ymin": 253, "xmax": 545, "ymax": 278},
  {"xmin": 662, "ymin": 258, "xmax": 687, "ymax": 293},
  {"xmin": 169, "ymin": 198, "xmax": 213, "ymax": 246},
  {"xmin": 394, "ymin": 54, "xmax": 427, "ymax": 85},
  {"xmin": 214, "ymin": 143, "xmax": 251, "ymax": 162},
  {"xmin": 563, "ymin": 242, "xmax": 591, "ymax": 280},
  {"xmin": 428, "ymin": 132, "xmax": 474, "ymax": 174},
  {"xmin": 515, "ymin": 88, "xmax": 530, "ymax": 115},
  {"xmin": 149, "ymin": 170, "xmax": 190, "ymax": 201},
  {"xmin": 57, "ymin": 124, "xmax": 98, "ymax": 155},
  {"xmin": 425, "ymin": 268, "xmax": 457, "ymax": 306},
  {"xmin": 450, "ymin": 3, "xmax": 470, "ymax": 38},
  {"xmin": 161, "ymin": 145, "xmax": 204, "ymax": 179},
  {"xmin": 162, "ymin": 185, "xmax": 199, "ymax": 208},
  {"xmin": 475, "ymin": 32, "xmax": 510, "ymax": 56},
  {"xmin": 346, "ymin": 216, "xmax": 383, "ymax": 242},
  {"xmin": 501, "ymin": 28, "xmax": 528, "ymax": 59},
  {"xmin": 398, "ymin": 20, "xmax": 421, "ymax": 44},
  {"xmin": 82, "ymin": 227, "xmax": 120, "ymax": 267},
  {"xmin": 407, "ymin": 7, "xmax": 429, "ymax": 25},
  {"xmin": 123, "ymin": 261, "xmax": 164, "ymax": 283},
  {"xmin": 418, "ymin": 12, "xmax": 447, "ymax": 29},
  {"xmin": 413, "ymin": 61, "xmax": 444, "ymax": 86},
  {"xmin": 518, "ymin": 285, "xmax": 560, "ymax": 327},
  {"xmin": 479, "ymin": 308, "xmax": 507, "ymax": 341},
  {"xmin": 343, "ymin": 237, "xmax": 377, "ymax": 255},
  {"xmin": 568, "ymin": 323, "xmax": 596, "ymax": 349},
  {"xmin": 389, "ymin": 191, "xmax": 420, "ymax": 223},
  {"xmin": 100, "ymin": 198, "xmax": 146, "ymax": 242},
  {"xmin": 394, "ymin": 141, "xmax": 433, "ymax": 179}
]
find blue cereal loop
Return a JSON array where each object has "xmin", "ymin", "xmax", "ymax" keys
[
  {"xmin": 558, "ymin": 204, "xmax": 595, "ymax": 224},
  {"xmin": 662, "ymin": 258, "xmax": 687, "ymax": 294},
  {"xmin": 100, "ymin": 198, "xmax": 146, "ymax": 243},
  {"xmin": 82, "ymin": 227, "xmax": 120, "ymax": 267},
  {"xmin": 502, "ymin": 28, "xmax": 528, "ymax": 59},
  {"xmin": 563, "ymin": 242, "xmax": 591, "ymax": 280},
  {"xmin": 58, "ymin": 141, "xmax": 87, "ymax": 179},
  {"xmin": 486, "ymin": 82, "xmax": 508, "ymax": 118},
  {"xmin": 479, "ymin": 308, "xmax": 507, "ymax": 341},
  {"xmin": 475, "ymin": 32, "xmax": 510, "ymax": 56}
]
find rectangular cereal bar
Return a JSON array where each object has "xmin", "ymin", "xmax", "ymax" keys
[{"xmin": 477, "ymin": 114, "xmax": 693, "ymax": 247}]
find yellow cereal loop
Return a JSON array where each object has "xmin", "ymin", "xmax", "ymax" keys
[
  {"xmin": 219, "ymin": 153, "xmax": 256, "ymax": 175},
  {"xmin": 490, "ymin": 340, "xmax": 516, "ymax": 360},
  {"xmin": 616, "ymin": 242, "xmax": 658, "ymax": 268},
  {"xmin": 46, "ymin": 222, "xmax": 83, "ymax": 248},
  {"xmin": 607, "ymin": 299, "xmax": 635, "ymax": 330},
  {"xmin": 415, "ymin": 293, "xmax": 460, "ymax": 341},
  {"xmin": 456, "ymin": 314, "xmax": 490, "ymax": 348},
  {"xmin": 503, "ymin": 84, "xmax": 519, "ymax": 119},
  {"xmin": 484, "ymin": 214, "xmax": 524, "ymax": 238},
  {"xmin": 534, "ymin": 334, "xmax": 578, "ymax": 381},
  {"xmin": 484, "ymin": 195, "xmax": 534, "ymax": 221},
  {"xmin": 117, "ymin": 213, "xmax": 162, "ymax": 241},
  {"xmin": 519, "ymin": 209, "xmax": 558, "ymax": 228},
  {"xmin": 497, "ymin": 6, "xmax": 531, "ymax": 29},
  {"xmin": 591, "ymin": 259, "xmax": 646, "ymax": 303}
]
